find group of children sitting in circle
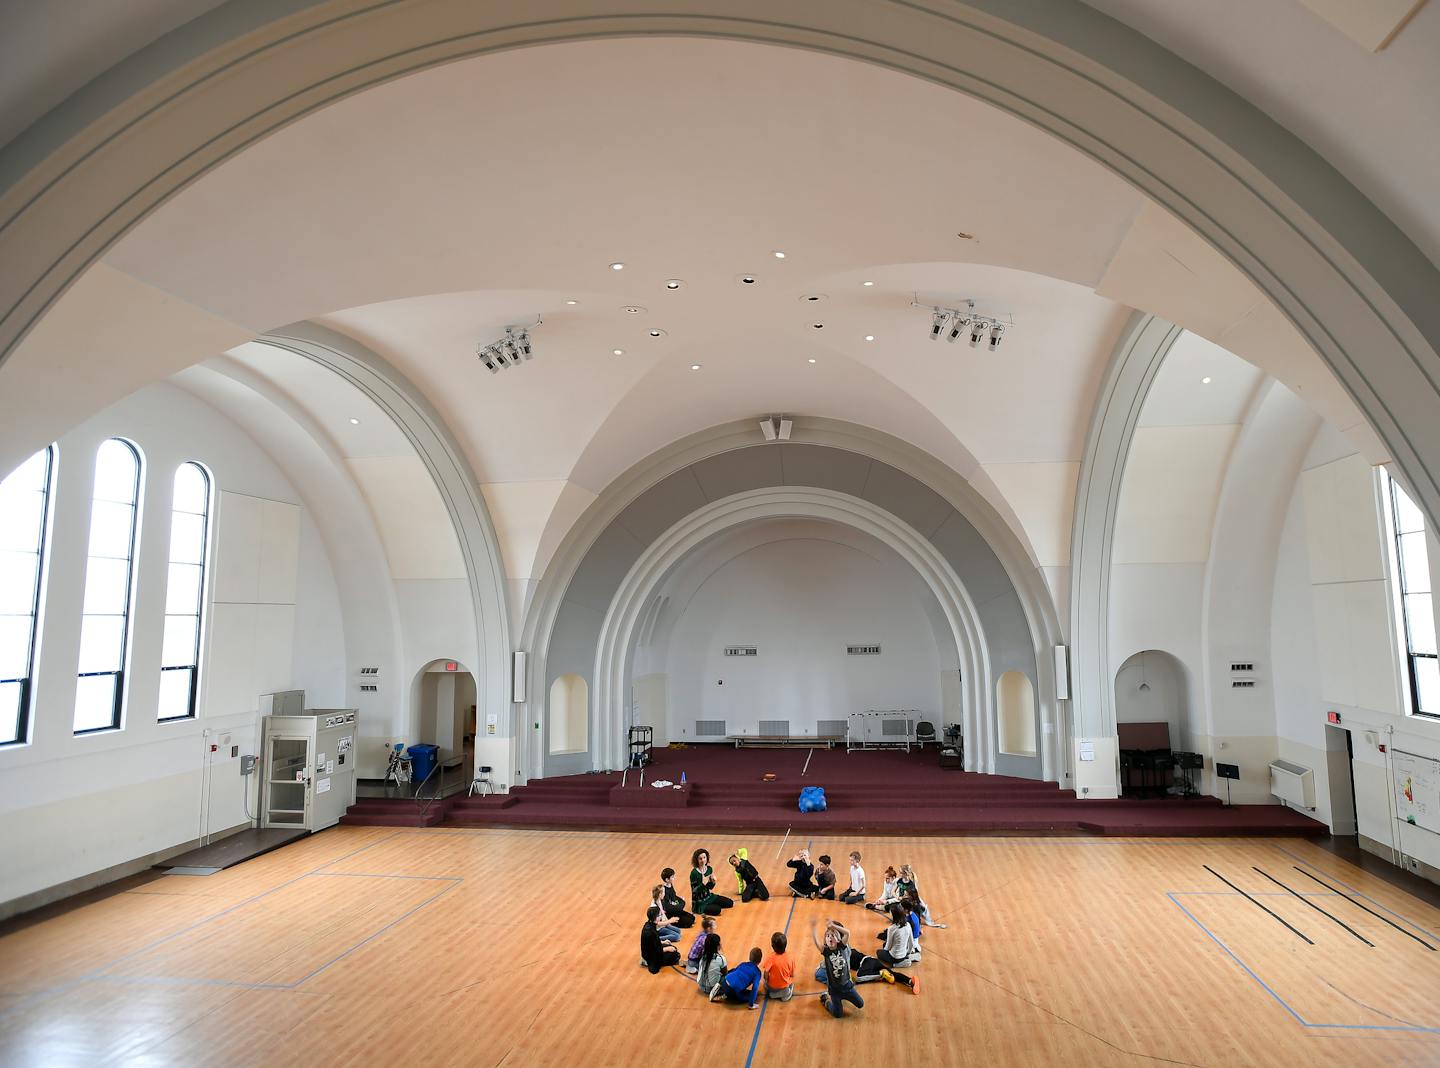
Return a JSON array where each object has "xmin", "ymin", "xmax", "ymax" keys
[{"xmin": 640, "ymin": 846, "xmax": 946, "ymax": 1017}]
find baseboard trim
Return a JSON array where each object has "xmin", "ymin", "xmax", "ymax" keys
[{"xmin": 0, "ymin": 820, "xmax": 254, "ymax": 922}]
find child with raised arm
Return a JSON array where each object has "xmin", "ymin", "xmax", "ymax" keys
[
  {"xmin": 786, "ymin": 849, "xmax": 818, "ymax": 898},
  {"xmin": 839, "ymin": 851, "xmax": 867, "ymax": 904},
  {"xmin": 709, "ymin": 946, "xmax": 764, "ymax": 1008},
  {"xmin": 728, "ymin": 849, "xmax": 770, "ymax": 902},
  {"xmin": 813, "ymin": 919, "xmax": 865, "ymax": 1018}
]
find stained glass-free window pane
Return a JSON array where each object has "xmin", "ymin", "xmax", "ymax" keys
[
  {"xmin": 77, "ymin": 615, "xmax": 124, "ymax": 675},
  {"xmin": 1398, "ymin": 531, "xmax": 1431, "ymax": 594},
  {"xmin": 173, "ymin": 464, "xmax": 208, "ymax": 514},
  {"xmin": 0, "ymin": 489, "xmax": 43, "ymax": 553},
  {"xmin": 1393, "ymin": 481, "xmax": 1426, "ymax": 536},
  {"xmin": 81, "ymin": 557, "xmax": 131, "ymax": 616},
  {"xmin": 87, "ymin": 500, "xmax": 135, "ymax": 560},
  {"xmin": 1405, "ymin": 594, "xmax": 1437, "ymax": 657},
  {"xmin": 161, "ymin": 616, "xmax": 198, "ymax": 669},
  {"xmin": 165, "ymin": 563, "xmax": 202, "ymax": 615},
  {"xmin": 158, "ymin": 668, "xmax": 194, "ymax": 721},
  {"xmin": 93, "ymin": 440, "xmax": 138, "ymax": 504},
  {"xmin": 0, "ymin": 616, "xmax": 32, "ymax": 679},
  {"xmin": 0, "ymin": 551, "xmax": 38, "ymax": 614},
  {"xmin": 168, "ymin": 512, "xmax": 205, "ymax": 564},
  {"xmin": 1415, "ymin": 657, "xmax": 1440, "ymax": 715},
  {"xmin": 0, "ymin": 681, "xmax": 20, "ymax": 742},
  {"xmin": 74, "ymin": 674, "xmax": 118, "ymax": 732}
]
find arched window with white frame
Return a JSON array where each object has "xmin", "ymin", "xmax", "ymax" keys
[
  {"xmin": 0, "ymin": 447, "xmax": 56, "ymax": 746},
  {"xmin": 159, "ymin": 462, "xmax": 212, "ymax": 721},
  {"xmin": 75, "ymin": 439, "xmax": 142, "ymax": 734}
]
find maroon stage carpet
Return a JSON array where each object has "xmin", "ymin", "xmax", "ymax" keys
[{"xmin": 341, "ymin": 744, "xmax": 1328, "ymax": 837}]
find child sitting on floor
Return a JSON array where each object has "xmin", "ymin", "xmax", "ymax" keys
[
  {"xmin": 812, "ymin": 920, "xmax": 865, "ymax": 1018},
  {"xmin": 709, "ymin": 946, "xmax": 764, "ymax": 1008},
  {"xmin": 641, "ymin": 906, "xmax": 681, "ymax": 973},
  {"xmin": 728, "ymin": 849, "xmax": 770, "ymax": 902},
  {"xmin": 686, "ymin": 915, "xmax": 717, "ymax": 974},
  {"xmin": 865, "ymin": 866, "xmax": 900, "ymax": 911},
  {"xmin": 649, "ymin": 884, "xmax": 680, "ymax": 942},
  {"xmin": 814, "ymin": 855, "xmax": 837, "ymax": 900},
  {"xmin": 761, "ymin": 931, "xmax": 796, "ymax": 1001},
  {"xmin": 787, "ymin": 849, "xmax": 818, "ymax": 898},
  {"xmin": 839, "ymin": 851, "xmax": 867, "ymax": 905},
  {"xmin": 696, "ymin": 933, "xmax": 727, "ymax": 997}
]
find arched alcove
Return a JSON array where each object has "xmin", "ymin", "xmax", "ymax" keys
[
  {"xmin": 408, "ymin": 659, "xmax": 478, "ymax": 765},
  {"xmin": 997, "ymin": 672, "xmax": 1037, "ymax": 757},
  {"xmin": 1113, "ymin": 650, "xmax": 1190, "ymax": 750},
  {"xmin": 548, "ymin": 674, "xmax": 588, "ymax": 756}
]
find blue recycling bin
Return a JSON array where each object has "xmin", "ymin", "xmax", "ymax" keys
[{"xmin": 407, "ymin": 744, "xmax": 439, "ymax": 785}]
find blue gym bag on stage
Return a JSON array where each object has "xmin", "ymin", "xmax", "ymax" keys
[{"xmin": 798, "ymin": 785, "xmax": 827, "ymax": 813}]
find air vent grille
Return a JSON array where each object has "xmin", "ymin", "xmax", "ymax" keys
[
  {"xmin": 847, "ymin": 644, "xmax": 882, "ymax": 655},
  {"xmin": 817, "ymin": 719, "xmax": 847, "ymax": 738},
  {"xmin": 758, "ymin": 719, "xmax": 789, "ymax": 737},
  {"xmin": 1232, "ymin": 679, "xmax": 1257, "ymax": 689},
  {"xmin": 695, "ymin": 720, "xmax": 727, "ymax": 737},
  {"xmin": 724, "ymin": 646, "xmax": 758, "ymax": 657},
  {"xmin": 1230, "ymin": 661, "xmax": 1255, "ymax": 673}
]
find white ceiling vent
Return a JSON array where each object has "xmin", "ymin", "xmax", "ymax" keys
[
  {"xmin": 847, "ymin": 644, "xmax": 882, "ymax": 655},
  {"xmin": 724, "ymin": 645, "xmax": 757, "ymax": 657}
]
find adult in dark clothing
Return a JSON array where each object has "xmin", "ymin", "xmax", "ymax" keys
[
  {"xmin": 642, "ymin": 906, "xmax": 681, "ymax": 973},
  {"xmin": 728, "ymin": 850, "xmax": 770, "ymax": 902},
  {"xmin": 787, "ymin": 849, "xmax": 818, "ymax": 897},
  {"xmin": 660, "ymin": 867, "xmax": 695, "ymax": 928},
  {"xmin": 690, "ymin": 849, "xmax": 734, "ymax": 915}
]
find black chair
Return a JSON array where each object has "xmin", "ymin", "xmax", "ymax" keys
[{"xmin": 915, "ymin": 720, "xmax": 937, "ymax": 748}]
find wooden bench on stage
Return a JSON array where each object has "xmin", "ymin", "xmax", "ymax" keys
[{"xmin": 727, "ymin": 734, "xmax": 844, "ymax": 749}]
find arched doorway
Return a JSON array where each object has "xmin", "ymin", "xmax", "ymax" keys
[{"xmin": 409, "ymin": 658, "xmax": 478, "ymax": 768}]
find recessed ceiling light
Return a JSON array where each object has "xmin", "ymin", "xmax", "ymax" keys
[
  {"xmin": 1202, "ymin": 376, "xmax": 1213, "ymax": 384},
  {"xmin": 862, "ymin": 280, "xmax": 875, "ymax": 287},
  {"xmin": 613, "ymin": 348, "xmax": 625, "ymax": 356},
  {"xmin": 956, "ymin": 231, "xmax": 975, "ymax": 241},
  {"xmin": 738, "ymin": 275, "xmax": 757, "ymax": 285},
  {"xmin": 564, "ymin": 299, "xmax": 579, "ymax": 305},
  {"xmin": 864, "ymin": 335, "xmax": 875, "ymax": 342},
  {"xmin": 623, "ymin": 305, "xmax": 646, "ymax": 315},
  {"xmin": 773, "ymin": 251, "xmax": 786, "ymax": 259},
  {"xmin": 648, "ymin": 329, "xmax": 667, "ymax": 338},
  {"xmin": 609, "ymin": 261, "xmax": 625, "ymax": 271},
  {"xmin": 349, "ymin": 418, "xmax": 360, "ymax": 425},
  {"xmin": 811, "ymin": 323, "xmax": 824, "ymax": 330},
  {"xmin": 690, "ymin": 364, "xmax": 702, "ymax": 371},
  {"xmin": 665, "ymin": 279, "xmax": 684, "ymax": 290},
  {"xmin": 807, "ymin": 358, "xmax": 817, "ymax": 364}
]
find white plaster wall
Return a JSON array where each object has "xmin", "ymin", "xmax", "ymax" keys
[
  {"xmin": 657, "ymin": 534, "xmax": 945, "ymax": 741},
  {"xmin": 0, "ymin": 383, "xmax": 345, "ymax": 910}
]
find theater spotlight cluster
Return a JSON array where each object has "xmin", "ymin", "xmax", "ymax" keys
[
  {"xmin": 924, "ymin": 302, "xmax": 1010, "ymax": 350},
  {"xmin": 476, "ymin": 327, "xmax": 534, "ymax": 373}
]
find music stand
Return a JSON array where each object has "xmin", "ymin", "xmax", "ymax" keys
[{"xmin": 1215, "ymin": 762, "xmax": 1240, "ymax": 806}]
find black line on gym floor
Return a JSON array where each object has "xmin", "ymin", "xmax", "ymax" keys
[
  {"xmin": 1202, "ymin": 865, "xmax": 1313, "ymax": 944},
  {"xmin": 1250, "ymin": 868, "xmax": 1373, "ymax": 946},
  {"xmin": 1291, "ymin": 866, "xmax": 1436, "ymax": 951}
]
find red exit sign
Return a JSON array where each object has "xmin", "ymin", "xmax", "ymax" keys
[
  {"xmin": 1326, "ymin": 710, "xmax": 1341, "ymax": 724},
  {"xmin": 445, "ymin": 661, "xmax": 458, "ymax": 672}
]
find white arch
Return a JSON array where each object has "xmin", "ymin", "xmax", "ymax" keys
[{"xmin": 590, "ymin": 487, "xmax": 1004, "ymax": 776}]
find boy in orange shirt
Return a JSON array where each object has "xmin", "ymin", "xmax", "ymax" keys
[{"xmin": 761, "ymin": 931, "xmax": 796, "ymax": 1001}]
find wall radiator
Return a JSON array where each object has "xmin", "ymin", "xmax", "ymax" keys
[{"xmin": 1268, "ymin": 759, "xmax": 1314, "ymax": 808}]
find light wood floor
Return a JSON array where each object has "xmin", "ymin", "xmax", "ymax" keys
[{"xmin": 1, "ymin": 828, "xmax": 1439, "ymax": 1067}]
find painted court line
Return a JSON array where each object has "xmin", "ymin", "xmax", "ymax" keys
[
  {"xmin": 1168, "ymin": 891, "xmax": 1440, "ymax": 1035},
  {"xmin": 744, "ymin": 839, "xmax": 809, "ymax": 1068},
  {"xmin": 1273, "ymin": 844, "xmax": 1440, "ymax": 946}
]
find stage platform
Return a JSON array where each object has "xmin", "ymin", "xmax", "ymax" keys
[{"xmin": 340, "ymin": 744, "xmax": 1328, "ymax": 837}]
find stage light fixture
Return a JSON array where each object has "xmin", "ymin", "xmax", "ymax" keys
[
  {"xmin": 988, "ymin": 322, "xmax": 1006, "ymax": 350},
  {"xmin": 970, "ymin": 318, "xmax": 988, "ymax": 345},
  {"xmin": 477, "ymin": 325, "xmax": 537, "ymax": 373},
  {"xmin": 947, "ymin": 315, "xmax": 970, "ymax": 343},
  {"xmin": 929, "ymin": 310, "xmax": 949, "ymax": 340}
]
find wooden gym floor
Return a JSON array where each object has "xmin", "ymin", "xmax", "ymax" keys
[{"xmin": 1, "ymin": 828, "xmax": 1438, "ymax": 1067}]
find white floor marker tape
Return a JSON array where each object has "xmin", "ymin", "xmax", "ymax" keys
[
  {"xmin": 802, "ymin": 747, "xmax": 814, "ymax": 776},
  {"xmin": 777, "ymin": 827, "xmax": 791, "ymax": 858}
]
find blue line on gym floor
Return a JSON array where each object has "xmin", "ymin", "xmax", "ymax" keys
[
  {"xmin": 1168, "ymin": 891, "xmax": 1440, "ymax": 1034},
  {"xmin": 744, "ymin": 839, "xmax": 811, "ymax": 1068}
]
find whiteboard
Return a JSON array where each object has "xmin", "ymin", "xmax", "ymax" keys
[{"xmin": 1393, "ymin": 749, "xmax": 1440, "ymax": 836}]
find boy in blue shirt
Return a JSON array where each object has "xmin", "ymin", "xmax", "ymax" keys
[{"xmin": 709, "ymin": 946, "xmax": 763, "ymax": 1008}]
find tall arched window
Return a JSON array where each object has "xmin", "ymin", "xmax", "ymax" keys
[
  {"xmin": 1, "ymin": 447, "xmax": 55, "ymax": 746},
  {"xmin": 75, "ymin": 439, "xmax": 142, "ymax": 734},
  {"xmin": 159, "ymin": 463, "xmax": 211, "ymax": 721}
]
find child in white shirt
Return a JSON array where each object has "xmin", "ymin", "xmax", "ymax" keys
[{"xmin": 839, "ymin": 851, "xmax": 867, "ymax": 905}]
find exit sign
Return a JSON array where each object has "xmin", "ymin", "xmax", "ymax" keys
[
  {"xmin": 445, "ymin": 662, "xmax": 458, "ymax": 672},
  {"xmin": 1327, "ymin": 710, "xmax": 1341, "ymax": 724}
]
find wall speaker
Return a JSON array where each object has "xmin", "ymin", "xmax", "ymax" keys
[
  {"xmin": 1054, "ymin": 645, "xmax": 1070, "ymax": 700},
  {"xmin": 511, "ymin": 651, "xmax": 527, "ymax": 703}
]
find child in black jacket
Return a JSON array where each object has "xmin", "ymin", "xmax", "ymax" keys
[
  {"xmin": 728, "ymin": 849, "xmax": 770, "ymax": 902},
  {"xmin": 787, "ymin": 849, "xmax": 818, "ymax": 898},
  {"xmin": 641, "ymin": 906, "xmax": 681, "ymax": 973},
  {"xmin": 660, "ymin": 867, "xmax": 696, "ymax": 928}
]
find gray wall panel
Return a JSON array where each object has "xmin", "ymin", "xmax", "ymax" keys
[
  {"xmin": 564, "ymin": 522, "xmax": 644, "ymax": 615},
  {"xmin": 690, "ymin": 444, "xmax": 784, "ymax": 501},
  {"xmin": 615, "ymin": 469, "xmax": 708, "ymax": 545},
  {"xmin": 777, "ymin": 444, "xmax": 870, "ymax": 496},
  {"xmin": 929, "ymin": 513, "xmax": 1013, "ymax": 608},
  {"xmin": 861, "ymin": 462, "xmax": 953, "ymax": 537}
]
